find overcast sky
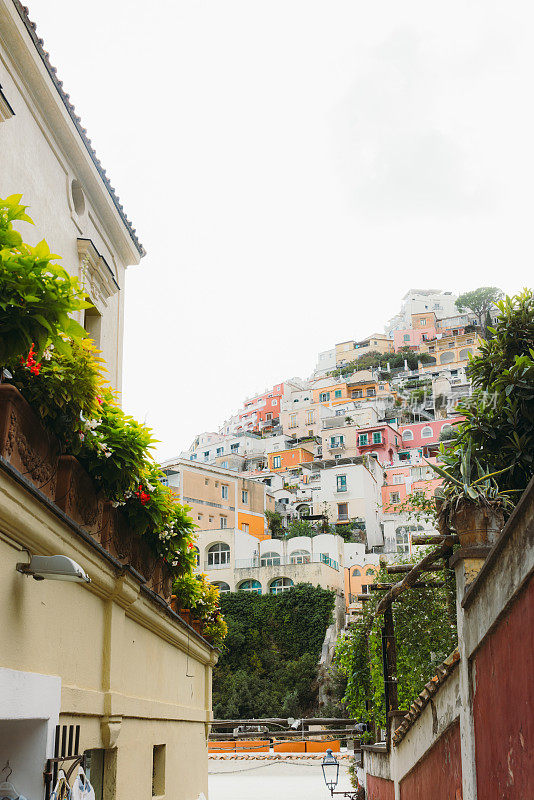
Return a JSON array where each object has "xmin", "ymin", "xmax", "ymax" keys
[{"xmin": 31, "ymin": 1, "xmax": 534, "ymax": 458}]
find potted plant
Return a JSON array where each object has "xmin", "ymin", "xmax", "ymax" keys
[{"xmin": 429, "ymin": 444, "xmax": 513, "ymax": 546}]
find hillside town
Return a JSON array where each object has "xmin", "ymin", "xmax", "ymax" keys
[
  {"xmin": 1, "ymin": 3, "xmax": 533, "ymax": 800},
  {"xmin": 165, "ymin": 288, "xmax": 481, "ymax": 616}
]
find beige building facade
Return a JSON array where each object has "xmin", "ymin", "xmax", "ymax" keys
[
  {"xmin": 0, "ymin": 459, "xmax": 215, "ymax": 800},
  {"xmin": 162, "ymin": 458, "xmax": 274, "ymax": 539},
  {"xmin": 0, "ymin": 0, "xmax": 143, "ymax": 391}
]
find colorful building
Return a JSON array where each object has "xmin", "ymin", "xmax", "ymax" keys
[
  {"xmin": 393, "ymin": 312, "xmax": 437, "ymax": 352},
  {"xmin": 335, "ymin": 334, "xmax": 394, "ymax": 366},
  {"xmin": 161, "ymin": 458, "xmax": 274, "ymax": 539},
  {"xmin": 398, "ymin": 417, "xmax": 464, "ymax": 460},
  {"xmin": 418, "ymin": 332, "xmax": 482, "ymax": 372},
  {"xmin": 267, "ymin": 447, "xmax": 314, "ymax": 473},
  {"xmin": 354, "ymin": 423, "xmax": 401, "ymax": 463}
]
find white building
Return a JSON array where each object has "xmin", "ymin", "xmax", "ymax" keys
[
  {"xmin": 313, "ymin": 348, "xmax": 336, "ymax": 377},
  {"xmin": 385, "ymin": 290, "xmax": 458, "ymax": 337},
  {"xmin": 304, "ymin": 456, "xmax": 384, "ymax": 551}
]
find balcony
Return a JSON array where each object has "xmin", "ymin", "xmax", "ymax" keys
[
  {"xmin": 234, "ymin": 554, "xmax": 339, "ymax": 571},
  {"xmin": 337, "ymin": 513, "xmax": 349, "ymax": 521},
  {"xmin": 204, "ymin": 560, "xmax": 231, "ymax": 570},
  {"xmin": 328, "ymin": 441, "xmax": 346, "ymax": 452}
]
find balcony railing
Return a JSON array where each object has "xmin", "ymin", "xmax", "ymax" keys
[
  {"xmin": 234, "ymin": 554, "xmax": 339, "ymax": 571},
  {"xmin": 204, "ymin": 560, "xmax": 231, "ymax": 570}
]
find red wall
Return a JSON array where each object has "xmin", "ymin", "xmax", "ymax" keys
[
  {"xmin": 366, "ymin": 774, "xmax": 395, "ymax": 800},
  {"xmin": 399, "ymin": 720, "xmax": 462, "ymax": 800},
  {"xmin": 473, "ymin": 576, "xmax": 534, "ymax": 800}
]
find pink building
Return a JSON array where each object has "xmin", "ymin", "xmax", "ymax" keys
[
  {"xmin": 398, "ymin": 417, "xmax": 464, "ymax": 458},
  {"xmin": 381, "ymin": 458, "xmax": 442, "ymax": 512},
  {"xmin": 393, "ymin": 312, "xmax": 437, "ymax": 352},
  {"xmin": 355, "ymin": 423, "xmax": 401, "ymax": 463}
]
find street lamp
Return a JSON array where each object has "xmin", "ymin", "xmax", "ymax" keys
[{"xmin": 321, "ymin": 749, "xmax": 364, "ymax": 800}]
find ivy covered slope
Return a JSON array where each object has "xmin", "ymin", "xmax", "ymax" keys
[
  {"xmin": 0, "ymin": 195, "xmax": 227, "ymax": 648},
  {"xmin": 213, "ymin": 584, "xmax": 334, "ymax": 719},
  {"xmin": 334, "ymin": 556, "xmax": 457, "ymax": 729}
]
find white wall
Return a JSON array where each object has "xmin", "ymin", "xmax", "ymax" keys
[{"xmin": 0, "ymin": 667, "xmax": 61, "ymax": 800}]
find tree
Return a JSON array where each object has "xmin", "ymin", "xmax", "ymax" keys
[
  {"xmin": 443, "ymin": 290, "xmax": 534, "ymax": 499},
  {"xmin": 455, "ymin": 287, "xmax": 502, "ymax": 332},
  {"xmin": 286, "ymin": 518, "xmax": 316, "ymax": 539},
  {"xmin": 265, "ymin": 510, "xmax": 284, "ymax": 537}
]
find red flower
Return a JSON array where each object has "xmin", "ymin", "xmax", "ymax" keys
[
  {"xmin": 21, "ymin": 344, "xmax": 42, "ymax": 376},
  {"xmin": 187, "ymin": 543, "xmax": 195, "ymax": 550},
  {"xmin": 96, "ymin": 396, "xmax": 103, "ymax": 405},
  {"xmin": 134, "ymin": 485, "xmax": 150, "ymax": 505}
]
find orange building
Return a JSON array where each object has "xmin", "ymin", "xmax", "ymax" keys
[
  {"xmin": 268, "ymin": 447, "xmax": 314, "ymax": 473},
  {"xmin": 345, "ymin": 563, "xmax": 379, "ymax": 611},
  {"xmin": 381, "ymin": 461, "xmax": 442, "ymax": 513}
]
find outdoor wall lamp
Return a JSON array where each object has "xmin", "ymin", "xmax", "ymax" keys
[
  {"xmin": 321, "ymin": 749, "xmax": 364, "ymax": 800},
  {"xmin": 16, "ymin": 554, "xmax": 91, "ymax": 583}
]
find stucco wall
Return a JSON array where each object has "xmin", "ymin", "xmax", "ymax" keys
[
  {"xmin": 399, "ymin": 720, "xmax": 462, "ymax": 800},
  {"xmin": 366, "ymin": 774, "xmax": 395, "ymax": 800}
]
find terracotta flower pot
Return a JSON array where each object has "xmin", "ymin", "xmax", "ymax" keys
[
  {"xmin": 450, "ymin": 500, "xmax": 505, "ymax": 547},
  {"xmin": 177, "ymin": 608, "xmax": 192, "ymax": 625},
  {"xmin": 0, "ymin": 383, "xmax": 60, "ymax": 501},
  {"xmin": 191, "ymin": 618, "xmax": 202, "ymax": 634},
  {"xmin": 55, "ymin": 455, "xmax": 104, "ymax": 535}
]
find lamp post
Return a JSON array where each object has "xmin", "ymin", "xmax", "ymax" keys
[{"xmin": 321, "ymin": 749, "xmax": 365, "ymax": 800}]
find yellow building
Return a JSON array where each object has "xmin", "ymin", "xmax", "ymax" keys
[
  {"xmin": 0, "ymin": 456, "xmax": 216, "ymax": 800},
  {"xmin": 419, "ymin": 332, "xmax": 482, "ymax": 371},
  {"xmin": 335, "ymin": 334, "xmax": 393, "ymax": 366},
  {"xmin": 162, "ymin": 458, "xmax": 274, "ymax": 539}
]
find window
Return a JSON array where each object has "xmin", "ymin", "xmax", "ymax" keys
[
  {"xmin": 239, "ymin": 579, "xmax": 262, "ymax": 594},
  {"xmin": 391, "ymin": 474, "xmax": 404, "ymax": 485},
  {"xmin": 273, "ymin": 455, "xmax": 282, "ymax": 469},
  {"xmin": 207, "ymin": 543, "xmax": 230, "ymax": 565},
  {"xmin": 336, "ymin": 474, "xmax": 347, "ymax": 492},
  {"xmin": 152, "ymin": 745, "xmax": 166, "ymax": 797},
  {"xmin": 402, "ymin": 430, "xmax": 414, "ymax": 441},
  {"xmin": 366, "ymin": 388, "xmax": 376, "ymax": 397},
  {"xmin": 421, "ymin": 426, "xmax": 433, "ymax": 438},
  {"xmin": 241, "ymin": 489, "xmax": 248, "ymax": 503},
  {"xmin": 209, "ymin": 516, "xmax": 214, "ymax": 523},
  {"xmin": 269, "ymin": 577, "xmax": 293, "ymax": 595},
  {"xmin": 358, "ymin": 433, "xmax": 369, "ymax": 446},
  {"xmin": 272, "ymin": 399, "xmax": 278, "ymax": 405},
  {"xmin": 231, "ymin": 443, "xmax": 239, "ymax": 452},
  {"xmin": 330, "ymin": 435, "xmax": 344, "ymax": 449},
  {"xmin": 203, "ymin": 451, "xmax": 209, "ymax": 460},
  {"xmin": 221, "ymin": 484, "xmax": 229, "ymax": 499},
  {"xmin": 352, "ymin": 389, "xmax": 363, "ymax": 398},
  {"xmin": 403, "ymin": 334, "xmax": 410, "ymax": 341},
  {"xmin": 390, "ymin": 492, "xmax": 400, "ymax": 504},
  {"xmin": 334, "ymin": 389, "xmax": 342, "ymax": 398},
  {"xmin": 213, "ymin": 581, "xmax": 230, "ymax": 594},
  {"xmin": 352, "ymin": 568, "xmax": 361, "ymax": 576},
  {"xmin": 372, "ymin": 431, "xmax": 382, "ymax": 444},
  {"xmin": 440, "ymin": 351, "xmax": 455, "ymax": 364},
  {"xmin": 379, "ymin": 384, "xmax": 384, "ymax": 390},
  {"xmin": 396, "ymin": 527, "xmax": 410, "ymax": 554},
  {"xmin": 261, "ymin": 552, "xmax": 281, "ymax": 566},
  {"xmin": 221, "ymin": 461, "xmax": 228, "ymax": 468},
  {"xmin": 266, "ymin": 412, "xmax": 272, "ymax": 420},
  {"xmin": 366, "ymin": 568, "xmax": 376, "ymax": 576},
  {"xmin": 306, "ymin": 411, "xmax": 315, "ymax": 425},
  {"xmin": 190, "ymin": 454, "xmax": 197, "ymax": 461},
  {"xmin": 220, "ymin": 516, "xmax": 227, "ymax": 529},
  {"xmin": 289, "ymin": 414, "xmax": 297, "ymax": 428},
  {"xmin": 337, "ymin": 502, "xmax": 348, "ymax": 520},
  {"xmin": 320, "ymin": 392, "xmax": 331, "ymax": 402},
  {"xmin": 420, "ymin": 318, "xmax": 426, "ymax": 326},
  {"xmin": 290, "ymin": 550, "xmax": 311, "ymax": 564},
  {"xmin": 241, "ymin": 522, "xmax": 249, "ymax": 533}
]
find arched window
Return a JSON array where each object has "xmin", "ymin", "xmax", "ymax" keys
[
  {"xmin": 269, "ymin": 577, "xmax": 294, "ymax": 595},
  {"xmin": 207, "ymin": 542, "xmax": 230, "ymax": 566},
  {"xmin": 459, "ymin": 348, "xmax": 472, "ymax": 361},
  {"xmin": 261, "ymin": 551, "xmax": 281, "ymax": 566},
  {"xmin": 440, "ymin": 351, "xmax": 455, "ymax": 364},
  {"xmin": 421, "ymin": 426, "xmax": 433, "ymax": 438},
  {"xmin": 212, "ymin": 581, "xmax": 230, "ymax": 594},
  {"xmin": 396, "ymin": 527, "xmax": 410, "ymax": 554},
  {"xmin": 238, "ymin": 579, "xmax": 262, "ymax": 594},
  {"xmin": 402, "ymin": 430, "xmax": 414, "ymax": 441},
  {"xmin": 193, "ymin": 546, "xmax": 200, "ymax": 568},
  {"xmin": 366, "ymin": 567, "xmax": 376, "ymax": 576},
  {"xmin": 352, "ymin": 568, "xmax": 361, "ymax": 577},
  {"xmin": 290, "ymin": 550, "xmax": 311, "ymax": 564}
]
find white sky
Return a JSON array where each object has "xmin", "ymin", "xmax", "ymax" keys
[{"xmin": 30, "ymin": 1, "xmax": 534, "ymax": 458}]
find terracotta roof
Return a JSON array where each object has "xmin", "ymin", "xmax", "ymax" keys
[
  {"xmin": 392, "ymin": 648, "xmax": 460, "ymax": 746},
  {"xmin": 13, "ymin": 1, "xmax": 145, "ymax": 258}
]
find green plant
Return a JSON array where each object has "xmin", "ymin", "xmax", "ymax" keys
[
  {"xmin": 334, "ymin": 556, "xmax": 457, "ymax": 728},
  {"xmin": 265, "ymin": 510, "xmax": 284, "ymax": 537},
  {"xmin": 286, "ymin": 518, "xmax": 316, "ymax": 538},
  {"xmin": 456, "ymin": 286, "xmax": 502, "ymax": 331},
  {"xmin": 8, "ymin": 339, "xmax": 104, "ymax": 444},
  {"xmin": 0, "ymin": 194, "xmax": 90, "ymax": 361}
]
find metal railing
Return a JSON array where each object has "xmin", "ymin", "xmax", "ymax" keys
[
  {"xmin": 234, "ymin": 554, "xmax": 339, "ymax": 571},
  {"xmin": 204, "ymin": 560, "xmax": 231, "ymax": 570}
]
